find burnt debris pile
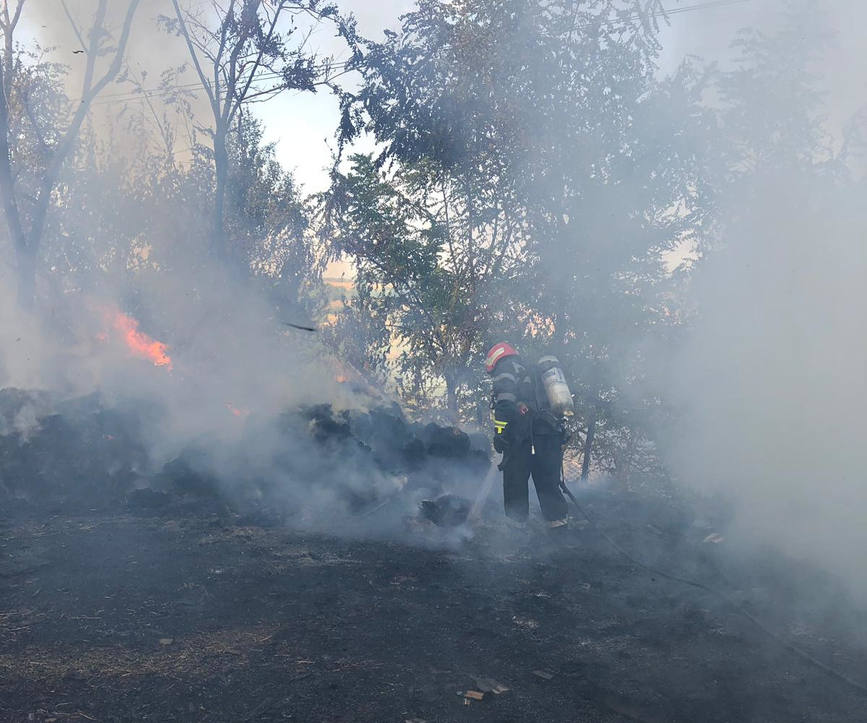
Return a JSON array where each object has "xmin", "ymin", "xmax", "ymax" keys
[
  {"xmin": 0, "ymin": 388, "xmax": 148, "ymax": 508},
  {"xmin": 0, "ymin": 388, "xmax": 490, "ymax": 523}
]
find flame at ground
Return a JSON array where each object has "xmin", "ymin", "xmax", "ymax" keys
[{"xmin": 107, "ymin": 309, "xmax": 172, "ymax": 369}]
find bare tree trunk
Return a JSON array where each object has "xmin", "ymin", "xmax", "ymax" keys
[
  {"xmin": 580, "ymin": 404, "xmax": 597, "ymax": 481},
  {"xmin": 0, "ymin": 21, "xmax": 29, "ymax": 304},
  {"xmin": 444, "ymin": 369, "xmax": 459, "ymax": 420},
  {"xmin": 15, "ymin": 245, "xmax": 35, "ymax": 307},
  {"xmin": 16, "ymin": 171, "xmax": 58, "ymax": 305},
  {"xmin": 213, "ymin": 124, "xmax": 228, "ymax": 257}
]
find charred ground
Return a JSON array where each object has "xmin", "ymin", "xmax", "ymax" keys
[{"xmin": 2, "ymin": 391, "xmax": 867, "ymax": 721}]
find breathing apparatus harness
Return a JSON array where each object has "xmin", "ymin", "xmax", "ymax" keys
[{"xmin": 489, "ymin": 352, "xmax": 575, "ymax": 467}]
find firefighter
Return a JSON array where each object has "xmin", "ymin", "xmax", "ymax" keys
[{"xmin": 485, "ymin": 342, "xmax": 569, "ymax": 529}]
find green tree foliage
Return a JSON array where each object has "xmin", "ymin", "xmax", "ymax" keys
[
  {"xmin": 333, "ymin": 0, "xmax": 711, "ymax": 471},
  {"xmin": 329, "ymin": 150, "xmax": 528, "ymax": 420},
  {"xmin": 226, "ymin": 112, "xmax": 318, "ymax": 319}
]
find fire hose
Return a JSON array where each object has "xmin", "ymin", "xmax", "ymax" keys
[{"xmin": 558, "ymin": 464, "xmax": 867, "ymax": 697}]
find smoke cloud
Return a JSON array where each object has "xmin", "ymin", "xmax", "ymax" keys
[
  {"xmin": 662, "ymin": 1, "xmax": 867, "ymax": 596},
  {"xmin": 0, "ymin": 253, "xmax": 483, "ymax": 539}
]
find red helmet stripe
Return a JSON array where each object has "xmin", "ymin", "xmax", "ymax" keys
[{"xmin": 485, "ymin": 342, "xmax": 518, "ymax": 372}]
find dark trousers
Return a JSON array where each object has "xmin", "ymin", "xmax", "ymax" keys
[{"xmin": 501, "ymin": 434, "xmax": 568, "ymax": 522}]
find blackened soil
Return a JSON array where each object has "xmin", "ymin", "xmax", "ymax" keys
[{"xmin": 2, "ymin": 490, "xmax": 867, "ymax": 722}]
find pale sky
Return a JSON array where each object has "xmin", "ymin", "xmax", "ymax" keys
[{"xmin": 252, "ymin": 0, "xmax": 416, "ymax": 193}]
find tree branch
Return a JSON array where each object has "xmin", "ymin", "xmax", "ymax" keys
[
  {"xmin": 77, "ymin": 0, "xmax": 107, "ymax": 101},
  {"xmin": 0, "ymin": 47, "xmax": 26, "ymax": 253},
  {"xmin": 228, "ymin": 0, "xmax": 282, "ymax": 125},
  {"xmin": 2, "ymin": 0, "xmax": 24, "ymax": 33},
  {"xmin": 213, "ymin": 0, "xmax": 235, "ymax": 121},
  {"xmin": 171, "ymin": 0, "xmax": 217, "ymax": 113},
  {"xmin": 29, "ymin": 0, "xmax": 142, "ymax": 251},
  {"xmin": 0, "ymin": 0, "xmax": 25, "ymax": 99}
]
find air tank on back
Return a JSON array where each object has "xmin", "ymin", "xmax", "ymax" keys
[{"xmin": 537, "ymin": 355, "xmax": 575, "ymax": 417}]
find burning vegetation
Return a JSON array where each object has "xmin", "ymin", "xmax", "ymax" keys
[{"xmin": 103, "ymin": 307, "xmax": 173, "ymax": 370}]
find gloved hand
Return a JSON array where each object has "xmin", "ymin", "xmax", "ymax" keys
[
  {"xmin": 559, "ymin": 421, "xmax": 572, "ymax": 446},
  {"xmin": 493, "ymin": 429, "xmax": 511, "ymax": 453}
]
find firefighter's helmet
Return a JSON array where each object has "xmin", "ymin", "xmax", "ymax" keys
[{"xmin": 485, "ymin": 342, "xmax": 518, "ymax": 373}]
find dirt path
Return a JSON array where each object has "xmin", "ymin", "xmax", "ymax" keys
[{"xmin": 2, "ymin": 493, "xmax": 867, "ymax": 721}]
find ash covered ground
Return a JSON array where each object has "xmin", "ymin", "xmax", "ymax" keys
[{"xmin": 2, "ymin": 389, "xmax": 867, "ymax": 722}]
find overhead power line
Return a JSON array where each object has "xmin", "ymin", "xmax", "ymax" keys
[
  {"xmin": 88, "ymin": 59, "xmax": 354, "ymax": 107},
  {"xmin": 660, "ymin": 0, "xmax": 752, "ymax": 17},
  {"xmin": 576, "ymin": 0, "xmax": 752, "ymax": 30}
]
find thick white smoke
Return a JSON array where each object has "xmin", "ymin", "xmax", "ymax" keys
[
  {"xmin": 636, "ymin": 0, "xmax": 867, "ymax": 599},
  {"xmin": 0, "ymin": 261, "xmax": 331, "ymax": 443},
  {"xmin": 666, "ymin": 163, "xmax": 867, "ymax": 593}
]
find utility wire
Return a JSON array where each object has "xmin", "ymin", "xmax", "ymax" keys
[
  {"xmin": 87, "ymin": 60, "xmax": 354, "ymax": 107},
  {"xmin": 574, "ymin": 0, "xmax": 752, "ymax": 30},
  {"xmin": 660, "ymin": 0, "xmax": 752, "ymax": 18}
]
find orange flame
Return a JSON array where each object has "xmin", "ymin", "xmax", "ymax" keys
[
  {"xmin": 109, "ymin": 309, "xmax": 172, "ymax": 369},
  {"xmin": 225, "ymin": 402, "xmax": 250, "ymax": 419}
]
